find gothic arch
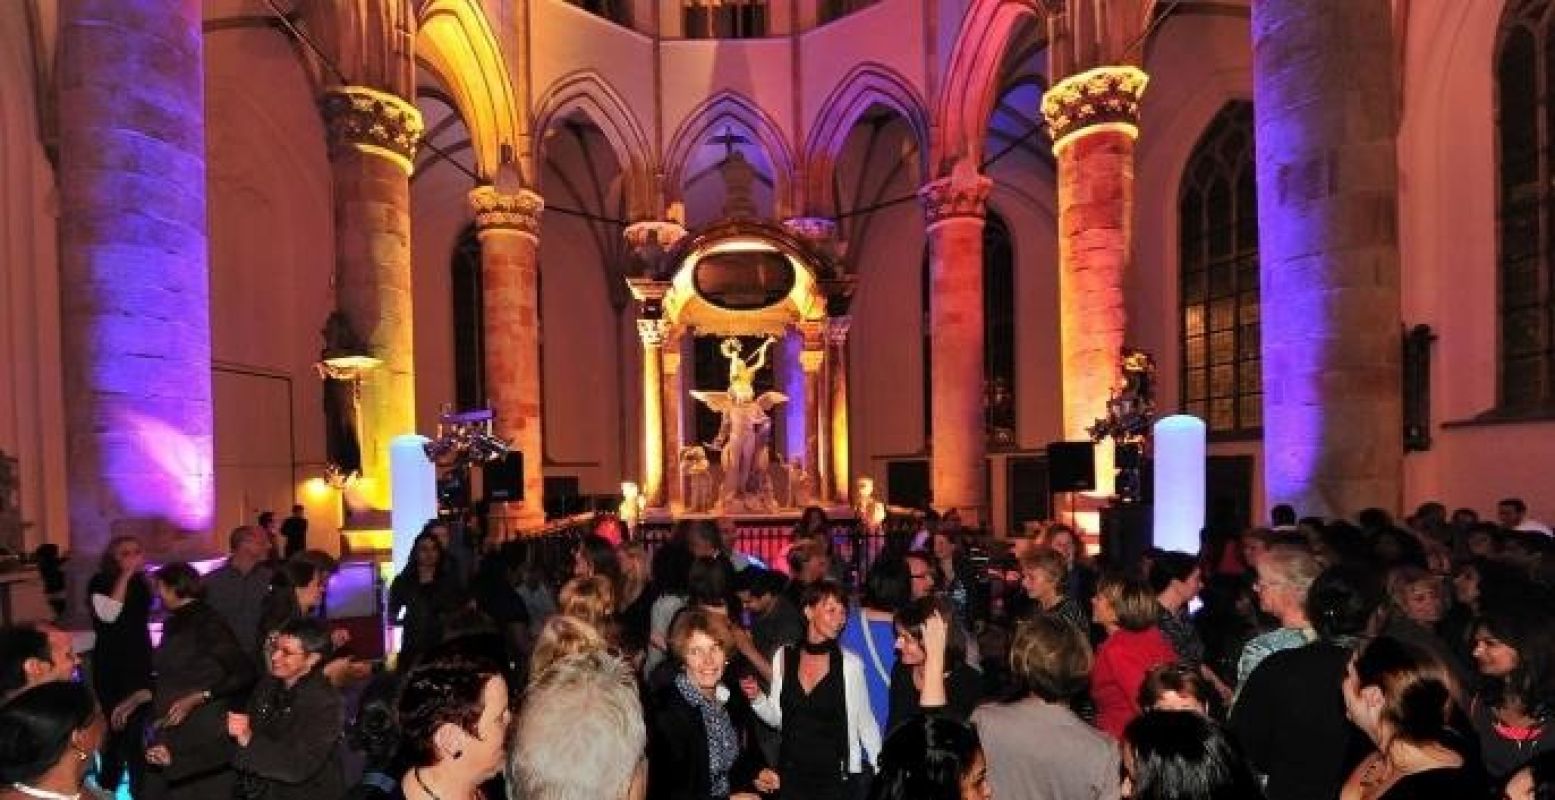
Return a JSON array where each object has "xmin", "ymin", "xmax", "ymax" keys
[
  {"xmin": 415, "ymin": 0, "xmax": 522, "ymax": 180},
  {"xmin": 531, "ymin": 70, "xmax": 655, "ymax": 218},
  {"xmin": 804, "ymin": 64, "xmax": 930, "ymax": 207},
  {"xmin": 663, "ymin": 90, "xmax": 797, "ymax": 220},
  {"xmin": 933, "ymin": 0, "xmax": 1042, "ymax": 176}
]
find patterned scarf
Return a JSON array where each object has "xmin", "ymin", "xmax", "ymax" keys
[{"xmin": 675, "ymin": 671, "xmax": 739, "ymax": 797}]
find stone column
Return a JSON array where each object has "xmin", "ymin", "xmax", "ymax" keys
[
  {"xmin": 637, "ymin": 319, "xmax": 669, "ymax": 508},
  {"xmin": 322, "ymin": 86, "xmax": 423, "ymax": 511},
  {"xmin": 662, "ymin": 339, "xmax": 685, "ymax": 509},
  {"xmin": 1041, "ymin": 66, "xmax": 1150, "ymax": 500},
  {"xmin": 58, "ymin": 0, "xmax": 214, "ymax": 569},
  {"xmin": 469, "ymin": 186, "xmax": 547, "ymax": 531},
  {"xmin": 1253, "ymin": 0, "xmax": 1402, "ymax": 517},
  {"xmin": 827, "ymin": 318, "xmax": 852, "ymax": 502},
  {"xmin": 917, "ymin": 167, "xmax": 993, "ymax": 523},
  {"xmin": 780, "ymin": 328, "xmax": 808, "ymax": 468},
  {"xmin": 799, "ymin": 323, "xmax": 829, "ymax": 503}
]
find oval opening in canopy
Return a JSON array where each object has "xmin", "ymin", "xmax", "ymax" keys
[{"xmin": 692, "ymin": 249, "xmax": 796, "ymax": 310}]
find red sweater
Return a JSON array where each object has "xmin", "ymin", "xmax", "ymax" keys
[{"xmin": 1091, "ymin": 626, "xmax": 1177, "ymax": 739}]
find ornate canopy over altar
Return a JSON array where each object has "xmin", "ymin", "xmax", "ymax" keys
[{"xmin": 627, "ymin": 218, "xmax": 854, "ymax": 515}]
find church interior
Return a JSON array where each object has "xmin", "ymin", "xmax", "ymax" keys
[{"xmin": 0, "ymin": 0, "xmax": 1551, "ymax": 575}]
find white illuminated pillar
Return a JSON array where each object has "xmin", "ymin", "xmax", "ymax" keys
[
  {"xmin": 1152, "ymin": 415, "xmax": 1206, "ymax": 552},
  {"xmin": 390, "ymin": 435, "xmax": 437, "ymax": 578}
]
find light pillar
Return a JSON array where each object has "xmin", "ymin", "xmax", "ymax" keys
[
  {"xmin": 1041, "ymin": 66, "xmax": 1150, "ymax": 501},
  {"xmin": 469, "ymin": 185, "xmax": 548, "ymax": 532},
  {"xmin": 917, "ymin": 166, "xmax": 993, "ymax": 523},
  {"xmin": 322, "ymin": 86, "xmax": 424, "ymax": 511}
]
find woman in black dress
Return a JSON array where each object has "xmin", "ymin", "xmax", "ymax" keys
[
  {"xmin": 748, "ymin": 580, "xmax": 881, "ymax": 800},
  {"xmin": 1339, "ymin": 635, "xmax": 1484, "ymax": 799},
  {"xmin": 87, "ymin": 534, "xmax": 154, "ymax": 797},
  {"xmin": 389, "ymin": 531, "xmax": 467, "ymax": 669}
]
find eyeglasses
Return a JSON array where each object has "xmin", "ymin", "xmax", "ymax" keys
[{"xmin": 910, "ymin": 572, "xmax": 933, "ymax": 581}]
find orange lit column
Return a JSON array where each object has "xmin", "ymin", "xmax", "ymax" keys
[
  {"xmin": 1041, "ymin": 67, "xmax": 1150, "ymax": 499},
  {"xmin": 322, "ymin": 87, "xmax": 423, "ymax": 511},
  {"xmin": 918, "ymin": 168, "xmax": 993, "ymax": 523},
  {"xmin": 637, "ymin": 319, "xmax": 669, "ymax": 508},
  {"xmin": 826, "ymin": 318, "xmax": 852, "ymax": 502},
  {"xmin": 468, "ymin": 186, "xmax": 547, "ymax": 532}
]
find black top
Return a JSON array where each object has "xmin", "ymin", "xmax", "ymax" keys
[
  {"xmin": 280, "ymin": 515, "xmax": 307, "ymax": 558},
  {"xmin": 86, "ymin": 571, "xmax": 154, "ymax": 704},
  {"xmin": 233, "ymin": 669, "xmax": 346, "ymax": 800},
  {"xmin": 779, "ymin": 644, "xmax": 849, "ymax": 787},
  {"xmin": 1230, "ymin": 640, "xmax": 1366, "ymax": 800},
  {"xmin": 885, "ymin": 659, "xmax": 983, "ymax": 734},
  {"xmin": 1378, "ymin": 765, "xmax": 1487, "ymax": 799},
  {"xmin": 153, "ymin": 601, "xmax": 256, "ymax": 782},
  {"xmin": 388, "ymin": 569, "xmax": 466, "ymax": 666},
  {"xmin": 647, "ymin": 679, "xmax": 766, "ymax": 800}
]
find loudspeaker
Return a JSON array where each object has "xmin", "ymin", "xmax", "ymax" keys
[
  {"xmin": 1046, "ymin": 441, "xmax": 1096, "ymax": 493},
  {"xmin": 1101, "ymin": 503, "xmax": 1154, "ymax": 570},
  {"xmin": 483, "ymin": 452, "xmax": 524, "ymax": 502}
]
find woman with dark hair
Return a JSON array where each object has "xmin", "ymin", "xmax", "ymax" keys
[
  {"xmin": 1091, "ymin": 574, "xmax": 1177, "ymax": 739},
  {"xmin": 1230, "ymin": 564, "xmax": 1383, "ymax": 800},
  {"xmin": 1471, "ymin": 596, "xmax": 1555, "ymax": 780},
  {"xmin": 866, "ymin": 714, "xmax": 990, "ymax": 800},
  {"xmin": 647, "ymin": 609, "xmax": 776, "ymax": 800},
  {"xmin": 255, "ymin": 558, "xmax": 327, "ymax": 654},
  {"xmin": 1506, "ymin": 749, "xmax": 1555, "ymax": 799},
  {"xmin": 931, "ymin": 529, "xmax": 980, "ymax": 627},
  {"xmin": 574, "ymin": 532, "xmax": 625, "ymax": 599},
  {"xmin": 395, "ymin": 649, "xmax": 511, "ymax": 800},
  {"xmin": 390, "ymin": 530, "xmax": 467, "ymax": 669},
  {"xmin": 886, "ymin": 597, "xmax": 983, "ymax": 732},
  {"xmin": 973, "ymin": 615, "xmax": 1119, "ymax": 798},
  {"xmin": 1039, "ymin": 524, "xmax": 1098, "ymax": 617},
  {"xmin": 841, "ymin": 556, "xmax": 911, "ymax": 727},
  {"xmin": 1121, "ymin": 710, "xmax": 1262, "ymax": 800},
  {"xmin": 87, "ymin": 534, "xmax": 154, "ymax": 796},
  {"xmin": 228, "ymin": 617, "xmax": 345, "ymax": 800},
  {"xmin": 139, "ymin": 562, "xmax": 257, "ymax": 799},
  {"xmin": 0, "ymin": 680, "xmax": 104, "ymax": 800},
  {"xmin": 795, "ymin": 506, "xmax": 829, "ymax": 539},
  {"xmin": 1340, "ymin": 636, "xmax": 1481, "ymax": 799},
  {"xmin": 748, "ymin": 580, "xmax": 882, "ymax": 800},
  {"xmin": 647, "ymin": 539, "xmax": 695, "ymax": 677}
]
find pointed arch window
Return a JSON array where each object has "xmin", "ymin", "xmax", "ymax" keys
[
  {"xmin": 1180, "ymin": 102, "xmax": 1260, "ymax": 437},
  {"xmin": 1496, "ymin": 0, "xmax": 1555, "ymax": 410}
]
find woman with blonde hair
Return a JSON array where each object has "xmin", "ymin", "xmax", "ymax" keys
[
  {"xmin": 530, "ymin": 615, "xmax": 608, "ymax": 682},
  {"xmin": 1090, "ymin": 574, "xmax": 1177, "ymax": 738}
]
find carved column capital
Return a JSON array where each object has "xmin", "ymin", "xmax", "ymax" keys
[
  {"xmin": 1040, "ymin": 66, "xmax": 1150, "ymax": 154},
  {"xmin": 624, "ymin": 219, "xmax": 688, "ymax": 250},
  {"xmin": 918, "ymin": 172, "xmax": 993, "ymax": 226},
  {"xmin": 469, "ymin": 186, "xmax": 544, "ymax": 239},
  {"xmin": 320, "ymin": 86, "xmax": 424, "ymax": 174},
  {"xmin": 637, "ymin": 318, "xmax": 670, "ymax": 347}
]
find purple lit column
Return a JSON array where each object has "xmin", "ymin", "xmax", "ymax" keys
[
  {"xmin": 1254, "ymin": 0, "xmax": 1402, "ymax": 517},
  {"xmin": 57, "ymin": 0, "xmax": 214, "ymax": 560}
]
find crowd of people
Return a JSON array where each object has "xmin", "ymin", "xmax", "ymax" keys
[{"xmin": 4, "ymin": 497, "xmax": 1555, "ymax": 800}]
